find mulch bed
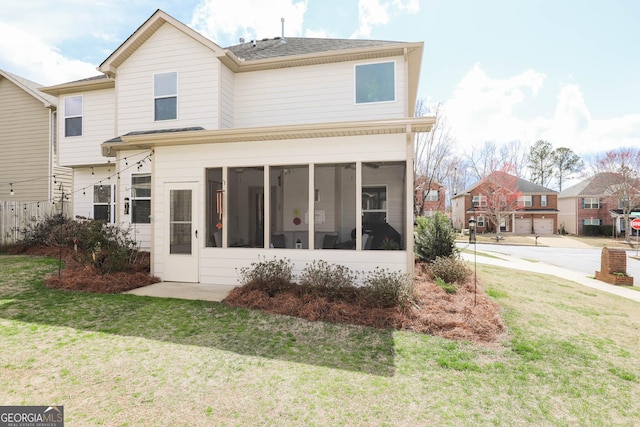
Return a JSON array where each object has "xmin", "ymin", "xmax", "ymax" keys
[
  {"xmin": 8, "ymin": 245, "xmax": 159, "ymax": 293},
  {"xmin": 8, "ymin": 246, "xmax": 505, "ymax": 343},
  {"xmin": 224, "ymin": 263, "xmax": 506, "ymax": 344}
]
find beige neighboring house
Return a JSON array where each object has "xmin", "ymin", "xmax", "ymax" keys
[
  {"xmin": 0, "ymin": 69, "xmax": 71, "ymax": 244},
  {"xmin": 41, "ymin": 9, "xmax": 434, "ymax": 286}
]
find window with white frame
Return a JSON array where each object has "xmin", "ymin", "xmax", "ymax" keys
[
  {"xmin": 583, "ymin": 218, "xmax": 600, "ymax": 226},
  {"xmin": 518, "ymin": 195, "xmax": 532, "ymax": 207},
  {"xmin": 363, "ymin": 185, "xmax": 387, "ymax": 224},
  {"xmin": 472, "ymin": 195, "xmax": 487, "ymax": 207},
  {"xmin": 540, "ymin": 195, "xmax": 548, "ymax": 207},
  {"xmin": 93, "ymin": 184, "xmax": 115, "ymax": 223},
  {"xmin": 583, "ymin": 197, "xmax": 600, "ymax": 209},
  {"xmin": 154, "ymin": 72, "xmax": 177, "ymax": 121},
  {"xmin": 425, "ymin": 190, "xmax": 439, "ymax": 201},
  {"xmin": 64, "ymin": 96, "xmax": 82, "ymax": 137},
  {"xmin": 355, "ymin": 62, "xmax": 395, "ymax": 104},
  {"xmin": 131, "ymin": 174, "xmax": 151, "ymax": 224},
  {"xmin": 477, "ymin": 215, "xmax": 485, "ymax": 227}
]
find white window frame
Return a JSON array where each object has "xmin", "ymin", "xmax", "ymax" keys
[
  {"xmin": 472, "ymin": 195, "xmax": 487, "ymax": 207},
  {"xmin": 362, "ymin": 184, "xmax": 388, "ymax": 223},
  {"xmin": 584, "ymin": 197, "xmax": 600, "ymax": 209},
  {"xmin": 425, "ymin": 190, "xmax": 439, "ymax": 202},
  {"xmin": 93, "ymin": 184, "xmax": 115, "ymax": 223},
  {"xmin": 64, "ymin": 95, "xmax": 83, "ymax": 137},
  {"xmin": 541, "ymin": 195, "xmax": 548, "ymax": 207},
  {"xmin": 583, "ymin": 218, "xmax": 600, "ymax": 226},
  {"xmin": 477, "ymin": 215, "xmax": 485, "ymax": 227},
  {"xmin": 153, "ymin": 72, "xmax": 178, "ymax": 121},
  {"xmin": 354, "ymin": 61, "xmax": 396, "ymax": 105},
  {"xmin": 518, "ymin": 195, "xmax": 533, "ymax": 207},
  {"xmin": 131, "ymin": 173, "xmax": 151, "ymax": 224}
]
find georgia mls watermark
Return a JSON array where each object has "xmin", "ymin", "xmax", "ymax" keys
[{"xmin": 0, "ymin": 406, "xmax": 63, "ymax": 427}]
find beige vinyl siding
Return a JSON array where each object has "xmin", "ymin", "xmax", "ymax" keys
[
  {"xmin": 0, "ymin": 77, "xmax": 51, "ymax": 201},
  {"xmin": 234, "ymin": 57, "xmax": 406, "ymax": 128},
  {"xmin": 116, "ymin": 23, "xmax": 220, "ymax": 134},
  {"xmin": 220, "ymin": 65, "xmax": 234, "ymax": 128},
  {"xmin": 114, "ymin": 151, "xmax": 152, "ymax": 249},
  {"xmin": 58, "ymin": 88, "xmax": 115, "ymax": 167},
  {"xmin": 557, "ymin": 197, "xmax": 577, "ymax": 235},
  {"xmin": 150, "ymin": 134, "xmax": 406, "ymax": 283}
]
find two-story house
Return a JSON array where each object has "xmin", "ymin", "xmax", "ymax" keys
[
  {"xmin": 0, "ymin": 69, "xmax": 71, "ymax": 244},
  {"xmin": 414, "ymin": 178, "xmax": 446, "ymax": 216},
  {"xmin": 451, "ymin": 172, "xmax": 558, "ymax": 235},
  {"xmin": 41, "ymin": 10, "xmax": 434, "ymax": 286},
  {"xmin": 558, "ymin": 172, "xmax": 640, "ymax": 236}
]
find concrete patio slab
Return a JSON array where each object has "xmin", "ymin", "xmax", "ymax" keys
[{"xmin": 125, "ymin": 281, "xmax": 236, "ymax": 302}]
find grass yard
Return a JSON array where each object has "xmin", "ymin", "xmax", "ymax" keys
[{"xmin": 1, "ymin": 255, "xmax": 639, "ymax": 426}]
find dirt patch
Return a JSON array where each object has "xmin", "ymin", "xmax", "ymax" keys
[{"xmin": 224, "ymin": 263, "xmax": 505, "ymax": 344}]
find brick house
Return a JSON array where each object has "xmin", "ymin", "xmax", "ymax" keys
[
  {"xmin": 414, "ymin": 178, "xmax": 445, "ymax": 216},
  {"xmin": 558, "ymin": 172, "xmax": 640, "ymax": 236},
  {"xmin": 451, "ymin": 172, "xmax": 558, "ymax": 235}
]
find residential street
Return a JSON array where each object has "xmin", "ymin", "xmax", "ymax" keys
[{"xmin": 457, "ymin": 237, "xmax": 640, "ymax": 302}]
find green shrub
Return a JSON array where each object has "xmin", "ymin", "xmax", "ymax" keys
[
  {"xmin": 360, "ymin": 268, "xmax": 415, "ymax": 308},
  {"xmin": 435, "ymin": 276, "xmax": 457, "ymax": 294},
  {"xmin": 414, "ymin": 212, "xmax": 458, "ymax": 262},
  {"xmin": 600, "ymin": 224, "xmax": 614, "ymax": 237},
  {"xmin": 427, "ymin": 255, "xmax": 470, "ymax": 284},
  {"xmin": 299, "ymin": 260, "xmax": 358, "ymax": 301},
  {"xmin": 17, "ymin": 215, "xmax": 141, "ymax": 274},
  {"xmin": 238, "ymin": 256, "xmax": 294, "ymax": 295},
  {"xmin": 582, "ymin": 224, "xmax": 600, "ymax": 236}
]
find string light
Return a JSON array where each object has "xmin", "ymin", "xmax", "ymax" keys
[{"xmin": 3, "ymin": 150, "xmax": 152, "ymax": 212}]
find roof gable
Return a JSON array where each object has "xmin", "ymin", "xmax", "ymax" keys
[
  {"xmin": 98, "ymin": 9, "xmax": 225, "ymax": 77},
  {"xmin": 0, "ymin": 69, "xmax": 56, "ymax": 107},
  {"xmin": 454, "ymin": 172, "xmax": 557, "ymax": 197},
  {"xmin": 558, "ymin": 173, "xmax": 628, "ymax": 198}
]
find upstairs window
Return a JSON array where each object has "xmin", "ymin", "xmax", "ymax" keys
[
  {"xmin": 355, "ymin": 62, "xmax": 395, "ymax": 104},
  {"xmin": 154, "ymin": 72, "xmax": 177, "ymax": 121},
  {"xmin": 583, "ymin": 197, "xmax": 600, "ymax": 209},
  {"xmin": 541, "ymin": 195, "xmax": 548, "ymax": 207},
  {"xmin": 425, "ymin": 190, "xmax": 439, "ymax": 201},
  {"xmin": 64, "ymin": 96, "xmax": 82, "ymax": 137},
  {"xmin": 518, "ymin": 195, "xmax": 533, "ymax": 207},
  {"xmin": 472, "ymin": 195, "xmax": 487, "ymax": 207}
]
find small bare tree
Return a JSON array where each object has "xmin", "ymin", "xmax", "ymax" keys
[
  {"xmin": 591, "ymin": 147, "xmax": 640, "ymax": 241},
  {"xmin": 475, "ymin": 165, "xmax": 523, "ymax": 236},
  {"xmin": 414, "ymin": 101, "xmax": 456, "ymax": 216}
]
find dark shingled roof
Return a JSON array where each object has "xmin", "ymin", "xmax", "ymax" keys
[{"xmin": 225, "ymin": 37, "xmax": 403, "ymax": 61}]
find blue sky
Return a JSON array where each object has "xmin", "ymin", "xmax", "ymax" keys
[{"xmin": 1, "ymin": 0, "xmax": 638, "ymax": 156}]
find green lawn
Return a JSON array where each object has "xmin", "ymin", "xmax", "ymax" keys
[{"xmin": 1, "ymin": 255, "xmax": 639, "ymax": 426}]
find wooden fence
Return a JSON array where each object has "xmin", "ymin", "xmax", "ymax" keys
[{"xmin": 0, "ymin": 200, "xmax": 72, "ymax": 246}]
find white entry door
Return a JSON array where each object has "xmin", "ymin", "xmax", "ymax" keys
[{"xmin": 163, "ymin": 182, "xmax": 198, "ymax": 282}]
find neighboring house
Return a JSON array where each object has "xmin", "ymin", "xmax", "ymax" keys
[
  {"xmin": 558, "ymin": 172, "xmax": 640, "ymax": 236},
  {"xmin": 40, "ymin": 10, "xmax": 434, "ymax": 285},
  {"xmin": 414, "ymin": 178, "xmax": 446, "ymax": 216},
  {"xmin": 0, "ymin": 69, "xmax": 71, "ymax": 244},
  {"xmin": 451, "ymin": 172, "xmax": 558, "ymax": 235}
]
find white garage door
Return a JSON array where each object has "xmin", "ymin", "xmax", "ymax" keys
[
  {"xmin": 533, "ymin": 219, "xmax": 554, "ymax": 235},
  {"xmin": 515, "ymin": 219, "xmax": 530, "ymax": 234}
]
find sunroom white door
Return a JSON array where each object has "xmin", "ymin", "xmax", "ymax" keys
[{"xmin": 163, "ymin": 182, "xmax": 199, "ymax": 282}]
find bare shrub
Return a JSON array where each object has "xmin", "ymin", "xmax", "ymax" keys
[
  {"xmin": 427, "ymin": 256, "xmax": 470, "ymax": 284},
  {"xmin": 237, "ymin": 256, "xmax": 294, "ymax": 296},
  {"xmin": 360, "ymin": 268, "xmax": 415, "ymax": 308},
  {"xmin": 299, "ymin": 260, "xmax": 358, "ymax": 301}
]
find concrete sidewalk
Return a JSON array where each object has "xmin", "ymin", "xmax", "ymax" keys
[{"xmin": 461, "ymin": 251, "xmax": 640, "ymax": 303}]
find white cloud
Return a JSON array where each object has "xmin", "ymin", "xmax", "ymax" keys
[
  {"xmin": 351, "ymin": 0, "xmax": 419, "ymax": 38},
  {"xmin": 191, "ymin": 0, "xmax": 308, "ymax": 45},
  {"xmin": 443, "ymin": 64, "xmax": 640, "ymax": 157},
  {"xmin": 0, "ymin": 21, "xmax": 97, "ymax": 85}
]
